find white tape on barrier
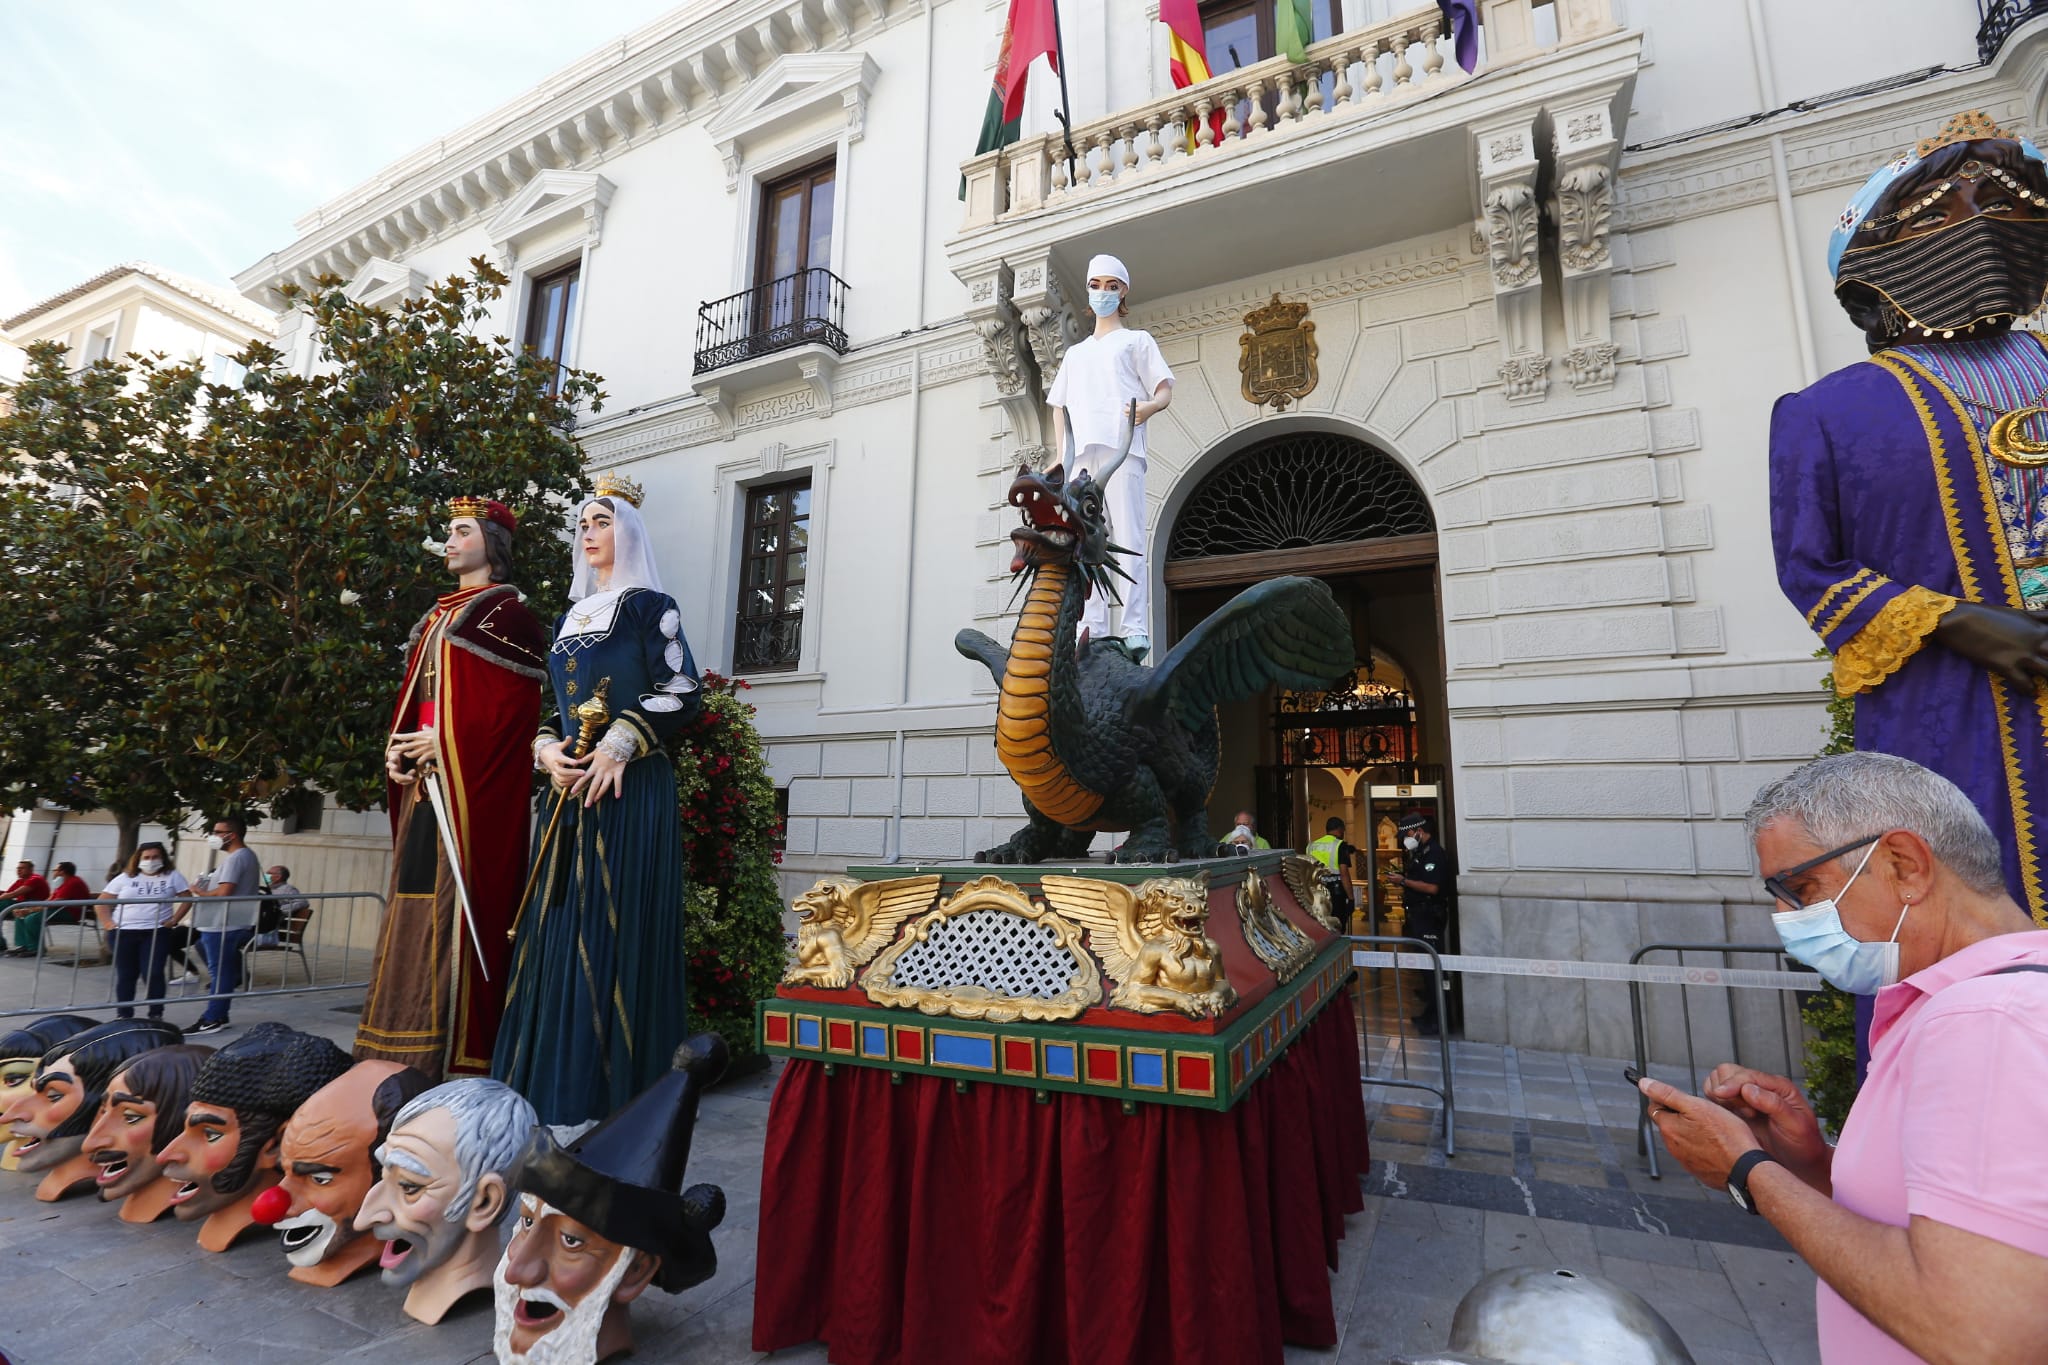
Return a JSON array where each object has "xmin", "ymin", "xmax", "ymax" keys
[{"xmin": 1349, "ymin": 949, "xmax": 1821, "ymax": 992}]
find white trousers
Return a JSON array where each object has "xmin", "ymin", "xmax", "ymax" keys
[{"xmin": 1069, "ymin": 446, "xmax": 1149, "ymax": 642}]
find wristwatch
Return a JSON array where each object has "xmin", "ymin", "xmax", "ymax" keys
[{"xmin": 1726, "ymin": 1149, "xmax": 1780, "ymax": 1214}]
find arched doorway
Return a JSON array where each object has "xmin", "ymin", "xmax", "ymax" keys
[{"xmin": 1164, "ymin": 428, "xmax": 1450, "ymax": 912}]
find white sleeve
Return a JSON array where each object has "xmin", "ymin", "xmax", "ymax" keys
[
  {"xmin": 1046, "ymin": 358, "xmax": 1069, "ymax": 408},
  {"xmin": 105, "ymin": 875, "xmax": 130, "ymax": 898},
  {"xmin": 1135, "ymin": 332, "xmax": 1173, "ymax": 395},
  {"xmin": 170, "ymin": 872, "xmax": 191, "ymax": 894}
]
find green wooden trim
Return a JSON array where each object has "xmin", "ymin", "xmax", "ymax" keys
[
  {"xmin": 762, "ymin": 937, "xmax": 1353, "ymax": 1111},
  {"xmin": 843, "ymin": 850, "xmax": 1299, "ymax": 892}
]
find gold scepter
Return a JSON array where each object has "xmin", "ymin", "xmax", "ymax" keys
[{"xmin": 507, "ymin": 677, "xmax": 612, "ymax": 942}]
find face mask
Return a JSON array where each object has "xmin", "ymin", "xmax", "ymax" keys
[
  {"xmin": 1771, "ymin": 841, "xmax": 1912, "ymax": 994},
  {"xmin": 139, "ymin": 858, "xmax": 164, "ymax": 874},
  {"xmin": 1088, "ymin": 288, "xmax": 1122, "ymax": 318},
  {"xmin": 1402, "ymin": 835, "xmax": 1419, "ymax": 851},
  {"xmin": 1836, "ymin": 215, "xmax": 2048, "ymax": 338},
  {"xmin": 206, "ymin": 834, "xmax": 226, "ymax": 851}
]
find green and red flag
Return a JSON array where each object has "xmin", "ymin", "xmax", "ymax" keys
[{"xmin": 972, "ymin": 0, "xmax": 1061, "ymax": 170}]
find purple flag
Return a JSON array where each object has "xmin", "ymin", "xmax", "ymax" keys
[{"xmin": 1438, "ymin": 0, "xmax": 1479, "ymax": 72}]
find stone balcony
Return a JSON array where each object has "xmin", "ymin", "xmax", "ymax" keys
[{"xmin": 947, "ymin": 0, "xmax": 1642, "ymax": 448}]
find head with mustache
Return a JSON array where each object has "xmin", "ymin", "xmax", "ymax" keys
[{"xmin": 0, "ymin": 1019, "xmax": 182, "ymax": 1174}]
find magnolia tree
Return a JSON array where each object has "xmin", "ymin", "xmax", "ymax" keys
[{"xmin": 0, "ymin": 260, "xmax": 600, "ymax": 866}]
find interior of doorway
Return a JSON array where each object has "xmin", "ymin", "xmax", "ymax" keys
[{"xmin": 1170, "ymin": 561, "xmax": 1454, "ymax": 1035}]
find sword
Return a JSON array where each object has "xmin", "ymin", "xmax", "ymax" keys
[{"xmin": 420, "ymin": 760, "xmax": 491, "ymax": 982}]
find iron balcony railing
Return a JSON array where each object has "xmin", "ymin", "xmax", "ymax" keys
[
  {"xmin": 694, "ymin": 268, "xmax": 849, "ymax": 374},
  {"xmin": 735, "ymin": 611, "xmax": 803, "ymax": 673},
  {"xmin": 1980, "ymin": 0, "xmax": 2048, "ymax": 59}
]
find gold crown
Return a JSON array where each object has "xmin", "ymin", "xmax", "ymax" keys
[
  {"xmin": 1916, "ymin": 109, "xmax": 2021, "ymax": 159},
  {"xmin": 592, "ymin": 473, "xmax": 643, "ymax": 507},
  {"xmin": 1244, "ymin": 292, "xmax": 1312, "ymax": 334},
  {"xmin": 448, "ymin": 496, "xmax": 493, "ymax": 520}
]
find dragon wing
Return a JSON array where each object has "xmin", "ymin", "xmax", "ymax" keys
[
  {"xmin": 842, "ymin": 874, "xmax": 946, "ymax": 964},
  {"xmin": 1039, "ymin": 875, "xmax": 1145, "ymax": 982},
  {"xmin": 1279, "ymin": 855, "xmax": 1321, "ymax": 909},
  {"xmin": 1136, "ymin": 576, "xmax": 1355, "ymax": 732}
]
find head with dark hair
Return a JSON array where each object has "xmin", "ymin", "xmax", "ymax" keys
[
  {"xmin": 481, "ymin": 518, "xmax": 515, "ymax": 584},
  {"xmin": 0, "ymin": 1019, "xmax": 182, "ymax": 1173},
  {"xmin": 1, "ymin": 1015, "xmax": 108, "ymax": 1163},
  {"xmin": 1324, "ymin": 817, "xmax": 1345, "ymax": 835},
  {"xmin": 126, "ymin": 842, "xmax": 174, "ymax": 876},
  {"xmin": 55, "ymin": 862, "xmax": 75, "ymax": 878},
  {"xmin": 265, "ymin": 1060, "xmax": 433, "ymax": 1270},
  {"xmin": 157, "ymin": 1022, "xmax": 351, "ymax": 1220},
  {"xmin": 215, "ymin": 813, "xmax": 249, "ymax": 841},
  {"xmin": 84, "ymin": 1043, "xmax": 215, "ymax": 1201}
]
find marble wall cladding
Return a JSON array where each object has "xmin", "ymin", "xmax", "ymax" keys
[{"xmin": 1450, "ymin": 890, "xmax": 1805, "ymax": 1074}]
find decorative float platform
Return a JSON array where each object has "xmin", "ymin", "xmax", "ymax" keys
[{"xmin": 753, "ymin": 851, "xmax": 1370, "ymax": 1365}]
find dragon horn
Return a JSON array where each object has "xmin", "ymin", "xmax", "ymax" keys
[
  {"xmin": 1061, "ymin": 417, "xmax": 1076, "ymax": 473},
  {"xmin": 1089, "ymin": 399, "xmax": 1140, "ymax": 486}
]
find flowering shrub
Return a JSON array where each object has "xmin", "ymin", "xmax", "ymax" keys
[{"xmin": 669, "ymin": 672, "xmax": 787, "ymax": 1064}]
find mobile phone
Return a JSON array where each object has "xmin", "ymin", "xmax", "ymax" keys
[{"xmin": 1622, "ymin": 1066, "xmax": 1643, "ymax": 1086}]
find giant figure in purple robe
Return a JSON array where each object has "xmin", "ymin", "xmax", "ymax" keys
[{"xmin": 1771, "ymin": 110, "xmax": 2048, "ymax": 930}]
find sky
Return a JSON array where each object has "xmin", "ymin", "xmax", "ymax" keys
[{"xmin": 0, "ymin": 1, "xmax": 694, "ymax": 319}]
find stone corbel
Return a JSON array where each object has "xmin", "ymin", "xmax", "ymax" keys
[
  {"xmin": 796, "ymin": 354, "xmax": 836, "ymax": 415},
  {"xmin": 1011, "ymin": 258, "xmax": 1082, "ymax": 413},
  {"xmin": 722, "ymin": 146, "xmax": 744, "ymax": 194},
  {"xmin": 1551, "ymin": 96, "xmax": 1619, "ymax": 393},
  {"xmin": 700, "ymin": 382, "xmax": 736, "ymax": 437},
  {"xmin": 964, "ymin": 262, "xmax": 1047, "ymax": 460},
  {"xmin": 1475, "ymin": 116, "xmax": 1546, "ymax": 403}
]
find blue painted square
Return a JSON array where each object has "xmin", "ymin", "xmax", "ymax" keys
[
  {"xmin": 1129, "ymin": 1051, "xmax": 1166, "ymax": 1089},
  {"xmin": 932, "ymin": 1032, "xmax": 996, "ymax": 1071},
  {"xmin": 860, "ymin": 1024, "xmax": 889, "ymax": 1059},
  {"xmin": 795, "ymin": 1017, "xmax": 821, "ymax": 1050},
  {"xmin": 1042, "ymin": 1042, "xmax": 1078, "ymax": 1081}
]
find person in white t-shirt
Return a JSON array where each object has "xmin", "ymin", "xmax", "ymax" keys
[
  {"xmin": 96, "ymin": 842, "xmax": 192, "ymax": 1021},
  {"xmin": 1045, "ymin": 252, "xmax": 1175, "ymax": 660}
]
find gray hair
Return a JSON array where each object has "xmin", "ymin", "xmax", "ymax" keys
[
  {"xmin": 1744, "ymin": 752, "xmax": 2005, "ymax": 894},
  {"xmin": 384, "ymin": 1077, "xmax": 537, "ymax": 1225}
]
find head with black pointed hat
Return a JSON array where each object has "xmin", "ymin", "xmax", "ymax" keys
[{"xmin": 492, "ymin": 1035, "xmax": 729, "ymax": 1365}]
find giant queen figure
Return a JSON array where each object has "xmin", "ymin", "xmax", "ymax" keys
[
  {"xmin": 1772, "ymin": 110, "xmax": 2048, "ymax": 919},
  {"xmin": 493, "ymin": 475, "xmax": 702, "ymax": 1125},
  {"xmin": 357, "ymin": 497, "xmax": 546, "ymax": 1081}
]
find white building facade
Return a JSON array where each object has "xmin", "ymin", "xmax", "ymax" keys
[{"xmin": 235, "ymin": 0, "xmax": 2034, "ymax": 1060}]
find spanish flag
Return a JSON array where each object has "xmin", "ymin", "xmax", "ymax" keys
[
  {"xmin": 971, "ymin": 0, "xmax": 1061, "ymax": 175},
  {"xmin": 1160, "ymin": 0, "xmax": 1211, "ymax": 87}
]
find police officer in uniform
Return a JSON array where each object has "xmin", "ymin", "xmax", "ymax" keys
[{"xmin": 1392, "ymin": 813, "xmax": 1455, "ymax": 1035}]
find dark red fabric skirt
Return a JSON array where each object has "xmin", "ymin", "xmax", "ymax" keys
[{"xmin": 752, "ymin": 990, "xmax": 1370, "ymax": 1365}]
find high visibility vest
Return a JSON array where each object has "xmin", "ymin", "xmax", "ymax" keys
[{"xmin": 1308, "ymin": 835, "xmax": 1343, "ymax": 872}]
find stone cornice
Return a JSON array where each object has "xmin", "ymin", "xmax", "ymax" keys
[
  {"xmin": 1616, "ymin": 22, "xmax": 2048, "ymax": 230},
  {"xmin": 577, "ymin": 320, "xmax": 978, "ymax": 466},
  {"xmin": 1135, "ymin": 231, "xmax": 1480, "ymax": 340},
  {"xmin": 234, "ymin": 0, "xmax": 924, "ymax": 308}
]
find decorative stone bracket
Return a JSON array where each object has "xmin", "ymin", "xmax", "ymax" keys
[
  {"xmin": 1552, "ymin": 95, "xmax": 1619, "ymax": 393},
  {"xmin": 1011, "ymin": 257, "xmax": 1083, "ymax": 438},
  {"xmin": 1475, "ymin": 116, "xmax": 1546, "ymax": 403},
  {"xmin": 964, "ymin": 261, "xmax": 1050, "ymax": 463}
]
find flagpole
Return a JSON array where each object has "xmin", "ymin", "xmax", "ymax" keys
[{"xmin": 1049, "ymin": 0, "xmax": 1079, "ymax": 185}]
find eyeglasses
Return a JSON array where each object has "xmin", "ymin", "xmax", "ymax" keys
[{"xmin": 1761, "ymin": 832, "xmax": 1883, "ymax": 910}]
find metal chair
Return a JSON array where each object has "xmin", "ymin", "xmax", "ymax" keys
[{"xmin": 241, "ymin": 904, "xmax": 316, "ymax": 987}]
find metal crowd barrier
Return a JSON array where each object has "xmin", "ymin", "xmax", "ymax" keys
[
  {"xmin": 0, "ymin": 891, "xmax": 386, "ymax": 1020},
  {"xmin": 1350, "ymin": 934, "xmax": 1457, "ymax": 1158},
  {"xmin": 1627, "ymin": 940, "xmax": 1819, "ymax": 1179}
]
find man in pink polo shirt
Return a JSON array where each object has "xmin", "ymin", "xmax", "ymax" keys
[{"xmin": 1641, "ymin": 752, "xmax": 2048, "ymax": 1363}]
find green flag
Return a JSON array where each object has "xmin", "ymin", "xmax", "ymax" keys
[{"xmin": 1276, "ymin": 0, "xmax": 1313, "ymax": 64}]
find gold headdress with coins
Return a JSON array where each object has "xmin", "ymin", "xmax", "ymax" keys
[
  {"xmin": 592, "ymin": 472, "xmax": 643, "ymax": 508},
  {"xmin": 1915, "ymin": 109, "xmax": 2021, "ymax": 159}
]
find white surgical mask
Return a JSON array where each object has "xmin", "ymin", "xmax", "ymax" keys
[
  {"xmin": 139, "ymin": 858, "xmax": 164, "ymax": 874},
  {"xmin": 206, "ymin": 834, "xmax": 226, "ymax": 850},
  {"xmin": 1087, "ymin": 288, "xmax": 1122, "ymax": 318},
  {"xmin": 1402, "ymin": 835, "xmax": 1420, "ymax": 851},
  {"xmin": 1771, "ymin": 841, "xmax": 1911, "ymax": 994}
]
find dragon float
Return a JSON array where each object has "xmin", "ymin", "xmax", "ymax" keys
[{"xmin": 955, "ymin": 408, "xmax": 1355, "ymax": 862}]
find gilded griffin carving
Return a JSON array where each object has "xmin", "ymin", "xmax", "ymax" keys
[
  {"xmin": 1279, "ymin": 856, "xmax": 1343, "ymax": 932},
  {"xmin": 1039, "ymin": 874, "xmax": 1238, "ymax": 1018},
  {"xmin": 784, "ymin": 873, "xmax": 945, "ymax": 988}
]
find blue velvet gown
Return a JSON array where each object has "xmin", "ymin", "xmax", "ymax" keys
[{"xmin": 492, "ymin": 586, "xmax": 702, "ymax": 1124}]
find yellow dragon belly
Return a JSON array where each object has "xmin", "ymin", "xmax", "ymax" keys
[{"xmin": 996, "ymin": 564, "xmax": 1104, "ymax": 826}]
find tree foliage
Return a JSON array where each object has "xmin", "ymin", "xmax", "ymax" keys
[
  {"xmin": 1802, "ymin": 649, "xmax": 1859, "ymax": 1135},
  {"xmin": 0, "ymin": 260, "xmax": 600, "ymax": 858}
]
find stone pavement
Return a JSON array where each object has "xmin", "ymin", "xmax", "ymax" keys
[{"xmin": 0, "ymin": 959, "xmax": 1819, "ymax": 1365}]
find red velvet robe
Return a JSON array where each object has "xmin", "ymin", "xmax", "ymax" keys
[{"xmin": 355, "ymin": 583, "xmax": 544, "ymax": 1078}]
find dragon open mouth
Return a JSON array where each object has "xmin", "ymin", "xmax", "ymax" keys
[{"xmin": 1008, "ymin": 467, "xmax": 1079, "ymax": 573}]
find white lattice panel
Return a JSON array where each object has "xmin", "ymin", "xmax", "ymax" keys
[{"xmin": 884, "ymin": 908, "xmax": 1078, "ymax": 1000}]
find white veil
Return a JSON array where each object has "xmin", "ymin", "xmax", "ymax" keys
[{"xmin": 568, "ymin": 495, "xmax": 664, "ymax": 602}]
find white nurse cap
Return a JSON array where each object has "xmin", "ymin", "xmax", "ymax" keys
[{"xmin": 1086, "ymin": 253, "xmax": 1130, "ymax": 289}]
